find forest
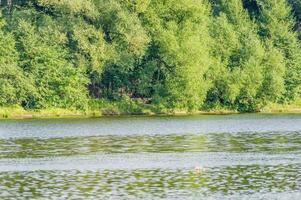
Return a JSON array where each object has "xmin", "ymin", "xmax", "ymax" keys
[{"xmin": 0, "ymin": 0, "xmax": 301, "ymax": 113}]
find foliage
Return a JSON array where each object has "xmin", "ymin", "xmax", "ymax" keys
[
  {"xmin": 0, "ymin": 15, "xmax": 34, "ymax": 106},
  {"xmin": 0, "ymin": 0, "xmax": 301, "ymax": 112},
  {"xmin": 142, "ymin": 0, "xmax": 212, "ymax": 111}
]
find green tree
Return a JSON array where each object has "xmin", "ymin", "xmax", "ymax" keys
[
  {"xmin": 12, "ymin": 12, "xmax": 89, "ymax": 109},
  {"xmin": 143, "ymin": 0, "xmax": 212, "ymax": 111},
  {"xmin": 0, "ymin": 0, "xmax": 300, "ymax": 113},
  {"xmin": 0, "ymin": 15, "xmax": 34, "ymax": 106},
  {"xmin": 207, "ymin": 0, "xmax": 266, "ymax": 111},
  {"xmin": 93, "ymin": 0, "xmax": 150, "ymax": 99},
  {"xmin": 257, "ymin": 0, "xmax": 301, "ymax": 101},
  {"xmin": 257, "ymin": 42, "xmax": 285, "ymax": 103}
]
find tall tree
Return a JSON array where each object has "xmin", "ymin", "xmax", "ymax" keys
[
  {"xmin": 11, "ymin": 11, "xmax": 89, "ymax": 109},
  {"xmin": 143, "ymin": 0, "xmax": 212, "ymax": 111},
  {"xmin": 256, "ymin": 0, "xmax": 301, "ymax": 101},
  {"xmin": 0, "ymin": 14, "xmax": 34, "ymax": 106},
  {"xmin": 207, "ymin": 0, "xmax": 267, "ymax": 111}
]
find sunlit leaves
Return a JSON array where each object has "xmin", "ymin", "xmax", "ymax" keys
[
  {"xmin": 0, "ymin": 0, "xmax": 300, "ymax": 112},
  {"xmin": 143, "ymin": 0, "xmax": 212, "ymax": 110},
  {"xmin": 0, "ymin": 15, "xmax": 34, "ymax": 106},
  {"xmin": 37, "ymin": 0, "xmax": 98, "ymax": 18}
]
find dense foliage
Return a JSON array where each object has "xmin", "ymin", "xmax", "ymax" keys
[{"xmin": 0, "ymin": 0, "xmax": 301, "ymax": 112}]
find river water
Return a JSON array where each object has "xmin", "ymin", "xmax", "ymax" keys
[{"xmin": 0, "ymin": 114, "xmax": 300, "ymax": 199}]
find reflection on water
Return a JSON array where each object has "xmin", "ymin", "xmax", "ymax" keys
[
  {"xmin": 0, "ymin": 132, "xmax": 300, "ymax": 158},
  {"xmin": 1, "ymin": 114, "xmax": 301, "ymax": 139},
  {"xmin": 0, "ymin": 114, "xmax": 300, "ymax": 199},
  {"xmin": 0, "ymin": 165, "xmax": 300, "ymax": 199}
]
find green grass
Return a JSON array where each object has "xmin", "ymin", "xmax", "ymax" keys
[
  {"xmin": 0, "ymin": 106, "xmax": 88, "ymax": 119},
  {"xmin": 0, "ymin": 106, "xmax": 26, "ymax": 119},
  {"xmin": 1, "ymin": 99, "xmax": 301, "ymax": 120},
  {"xmin": 0, "ymin": 98, "xmax": 157, "ymax": 119},
  {"xmin": 89, "ymin": 98, "xmax": 157, "ymax": 115},
  {"xmin": 261, "ymin": 99, "xmax": 301, "ymax": 113}
]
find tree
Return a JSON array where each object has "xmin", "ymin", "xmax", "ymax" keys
[
  {"xmin": 0, "ymin": 14, "xmax": 34, "ymax": 106},
  {"xmin": 12, "ymin": 11, "xmax": 89, "ymax": 109},
  {"xmin": 256, "ymin": 0, "xmax": 301, "ymax": 101},
  {"xmin": 142, "ymin": 0, "xmax": 212, "ymax": 111},
  {"xmin": 0, "ymin": 0, "xmax": 300, "ymax": 112},
  {"xmin": 207, "ymin": 0, "xmax": 266, "ymax": 111},
  {"xmin": 93, "ymin": 0, "xmax": 150, "ymax": 99}
]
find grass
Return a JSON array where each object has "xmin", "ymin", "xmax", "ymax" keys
[
  {"xmin": 0, "ymin": 106, "xmax": 27, "ymax": 119},
  {"xmin": 0, "ymin": 99, "xmax": 301, "ymax": 120},
  {"xmin": 0, "ymin": 99, "xmax": 157, "ymax": 119},
  {"xmin": 0, "ymin": 106, "xmax": 88, "ymax": 119},
  {"xmin": 261, "ymin": 99, "xmax": 301, "ymax": 113}
]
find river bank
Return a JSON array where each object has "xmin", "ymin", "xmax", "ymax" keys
[
  {"xmin": 0, "ymin": 106, "xmax": 235, "ymax": 120},
  {"xmin": 1, "ymin": 99, "xmax": 301, "ymax": 119}
]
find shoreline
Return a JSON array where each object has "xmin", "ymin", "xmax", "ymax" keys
[{"xmin": 1, "ymin": 106, "xmax": 301, "ymax": 120}]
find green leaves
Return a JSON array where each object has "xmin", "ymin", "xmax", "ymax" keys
[
  {"xmin": 142, "ymin": 0, "xmax": 212, "ymax": 111},
  {"xmin": 205, "ymin": 0, "xmax": 301, "ymax": 111},
  {"xmin": 37, "ymin": 0, "xmax": 98, "ymax": 18},
  {"xmin": 14, "ymin": 17, "xmax": 89, "ymax": 109},
  {"xmin": 257, "ymin": 0, "xmax": 301, "ymax": 101},
  {"xmin": 0, "ymin": 0, "xmax": 300, "ymax": 112},
  {"xmin": 0, "ymin": 15, "xmax": 34, "ymax": 106},
  {"xmin": 207, "ymin": 0, "xmax": 266, "ymax": 111}
]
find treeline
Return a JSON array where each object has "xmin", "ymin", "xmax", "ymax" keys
[{"xmin": 0, "ymin": 0, "xmax": 301, "ymax": 112}]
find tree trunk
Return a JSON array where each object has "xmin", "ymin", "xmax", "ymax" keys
[{"xmin": 7, "ymin": 0, "xmax": 12, "ymax": 12}]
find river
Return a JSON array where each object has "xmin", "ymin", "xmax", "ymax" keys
[{"xmin": 0, "ymin": 114, "xmax": 300, "ymax": 199}]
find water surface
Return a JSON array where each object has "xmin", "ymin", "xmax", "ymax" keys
[{"xmin": 0, "ymin": 114, "xmax": 300, "ymax": 199}]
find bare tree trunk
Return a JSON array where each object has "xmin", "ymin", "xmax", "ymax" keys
[{"xmin": 7, "ymin": 0, "xmax": 12, "ymax": 12}]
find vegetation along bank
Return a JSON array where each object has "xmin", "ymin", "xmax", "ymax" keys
[{"xmin": 1, "ymin": 0, "xmax": 301, "ymax": 119}]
